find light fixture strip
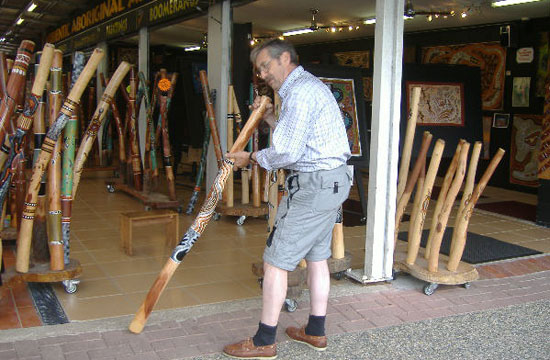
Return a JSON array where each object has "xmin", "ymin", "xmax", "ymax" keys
[
  {"xmin": 27, "ymin": 2, "xmax": 37, "ymax": 12},
  {"xmin": 16, "ymin": 17, "xmax": 24, "ymax": 25},
  {"xmin": 282, "ymin": 28, "xmax": 314, "ymax": 36},
  {"xmin": 492, "ymin": 0, "xmax": 541, "ymax": 7}
]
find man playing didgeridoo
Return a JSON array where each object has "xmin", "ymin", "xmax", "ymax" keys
[{"xmin": 224, "ymin": 39, "xmax": 352, "ymax": 359}]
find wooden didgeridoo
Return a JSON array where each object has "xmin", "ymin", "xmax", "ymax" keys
[
  {"xmin": 127, "ymin": 66, "xmax": 143, "ymax": 191},
  {"xmin": 185, "ymin": 113, "xmax": 210, "ymax": 215},
  {"xmin": 129, "ymin": 96, "xmax": 270, "ymax": 334},
  {"xmin": 251, "ymin": 129, "xmax": 261, "ymax": 207},
  {"xmin": 199, "ymin": 70, "xmax": 224, "ymax": 167},
  {"xmin": 406, "ymin": 139, "xmax": 445, "ymax": 266},
  {"xmin": 15, "ymin": 48, "xmax": 104, "ymax": 273},
  {"xmin": 0, "ymin": 45, "xmax": 54, "ymax": 215},
  {"xmin": 396, "ymin": 86, "xmax": 421, "ymax": 204},
  {"xmin": 0, "ymin": 52, "xmax": 8, "ymax": 100},
  {"xmin": 100, "ymin": 72, "xmax": 126, "ymax": 175},
  {"xmin": 225, "ymin": 85, "xmax": 235, "ymax": 207},
  {"xmin": 60, "ymin": 52, "xmax": 86, "ymax": 266},
  {"xmin": 449, "ymin": 141, "xmax": 481, "ymax": 257},
  {"xmin": 394, "ymin": 131, "xmax": 432, "ymax": 246},
  {"xmin": 158, "ymin": 71, "xmax": 177, "ymax": 201},
  {"xmin": 72, "ymin": 62, "xmax": 131, "ymax": 197},
  {"xmin": 426, "ymin": 142, "xmax": 470, "ymax": 273},
  {"xmin": 46, "ymin": 49, "xmax": 64, "ymax": 271},
  {"xmin": 446, "ymin": 148, "xmax": 504, "ymax": 272},
  {"xmin": 332, "ymin": 206, "xmax": 345, "ymax": 259},
  {"xmin": 424, "ymin": 139, "xmax": 464, "ymax": 259},
  {"xmin": 0, "ymin": 40, "xmax": 35, "ymax": 171}
]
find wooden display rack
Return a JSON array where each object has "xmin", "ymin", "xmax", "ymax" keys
[
  {"xmin": 217, "ymin": 203, "xmax": 269, "ymax": 225},
  {"xmin": 105, "ymin": 179, "xmax": 182, "ymax": 212},
  {"xmin": 3, "ymin": 259, "xmax": 82, "ymax": 294},
  {"xmin": 393, "ymin": 248, "xmax": 478, "ymax": 295}
]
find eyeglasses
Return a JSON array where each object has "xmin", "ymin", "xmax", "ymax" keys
[{"xmin": 255, "ymin": 58, "xmax": 273, "ymax": 77}]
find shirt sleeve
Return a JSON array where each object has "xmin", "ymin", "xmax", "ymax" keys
[{"xmin": 256, "ymin": 89, "xmax": 315, "ymax": 170}]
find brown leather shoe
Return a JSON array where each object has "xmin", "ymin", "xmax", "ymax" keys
[
  {"xmin": 285, "ymin": 326, "xmax": 327, "ymax": 351},
  {"xmin": 223, "ymin": 338, "xmax": 277, "ymax": 359}
]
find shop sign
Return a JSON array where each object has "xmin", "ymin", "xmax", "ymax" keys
[{"xmin": 516, "ymin": 47, "xmax": 534, "ymax": 64}]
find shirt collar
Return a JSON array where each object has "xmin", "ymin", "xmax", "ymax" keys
[{"xmin": 278, "ymin": 65, "xmax": 304, "ymax": 99}]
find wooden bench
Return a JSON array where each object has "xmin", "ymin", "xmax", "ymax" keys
[{"xmin": 120, "ymin": 210, "xmax": 179, "ymax": 256}]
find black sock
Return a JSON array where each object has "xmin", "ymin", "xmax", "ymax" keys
[
  {"xmin": 305, "ymin": 315, "xmax": 326, "ymax": 336},
  {"xmin": 252, "ymin": 322, "xmax": 277, "ymax": 346}
]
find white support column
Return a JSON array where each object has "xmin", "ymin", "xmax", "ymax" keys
[
  {"xmin": 205, "ymin": 0, "xmax": 231, "ymax": 190},
  {"xmin": 348, "ymin": 0, "xmax": 405, "ymax": 284},
  {"xmin": 138, "ymin": 26, "xmax": 149, "ymax": 167},
  {"xmin": 96, "ymin": 41, "xmax": 108, "ymax": 166}
]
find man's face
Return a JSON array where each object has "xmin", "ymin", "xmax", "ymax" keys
[{"xmin": 255, "ymin": 48, "xmax": 286, "ymax": 91}]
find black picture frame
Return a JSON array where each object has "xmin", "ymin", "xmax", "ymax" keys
[{"xmin": 303, "ymin": 63, "xmax": 370, "ymax": 168}]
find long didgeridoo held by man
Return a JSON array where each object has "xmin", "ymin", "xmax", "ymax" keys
[{"xmin": 223, "ymin": 39, "xmax": 352, "ymax": 359}]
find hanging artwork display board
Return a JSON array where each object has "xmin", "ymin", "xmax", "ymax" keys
[
  {"xmin": 304, "ymin": 64, "xmax": 369, "ymax": 167},
  {"xmin": 421, "ymin": 42, "xmax": 506, "ymax": 111},
  {"xmin": 402, "ymin": 63, "xmax": 482, "ymax": 158},
  {"xmin": 510, "ymin": 114, "xmax": 542, "ymax": 187}
]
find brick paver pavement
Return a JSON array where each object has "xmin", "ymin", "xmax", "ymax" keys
[{"xmin": 0, "ymin": 256, "xmax": 549, "ymax": 360}]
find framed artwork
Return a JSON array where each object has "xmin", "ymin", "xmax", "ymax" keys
[
  {"xmin": 304, "ymin": 64, "xmax": 369, "ymax": 167},
  {"xmin": 493, "ymin": 113, "xmax": 510, "ymax": 128},
  {"xmin": 362, "ymin": 77, "xmax": 372, "ymax": 102},
  {"xmin": 510, "ymin": 114, "xmax": 542, "ymax": 187},
  {"xmin": 318, "ymin": 77, "xmax": 362, "ymax": 156},
  {"xmin": 333, "ymin": 50, "xmax": 370, "ymax": 69},
  {"xmin": 421, "ymin": 42, "xmax": 506, "ymax": 111},
  {"xmin": 406, "ymin": 81, "xmax": 465, "ymax": 126},
  {"xmin": 512, "ymin": 77, "xmax": 531, "ymax": 107},
  {"xmin": 482, "ymin": 116, "xmax": 492, "ymax": 160},
  {"xmin": 536, "ymin": 32, "xmax": 549, "ymax": 98},
  {"xmin": 402, "ymin": 63, "xmax": 482, "ymax": 158}
]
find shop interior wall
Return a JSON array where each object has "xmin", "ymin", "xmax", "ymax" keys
[{"xmin": 295, "ymin": 17, "xmax": 550, "ymax": 193}]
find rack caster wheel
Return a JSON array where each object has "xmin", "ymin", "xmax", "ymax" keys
[
  {"xmin": 213, "ymin": 213, "xmax": 221, "ymax": 221},
  {"xmin": 332, "ymin": 271, "xmax": 345, "ymax": 280},
  {"xmin": 62, "ymin": 279, "xmax": 80, "ymax": 294},
  {"xmin": 284, "ymin": 299, "xmax": 297, "ymax": 312},
  {"xmin": 144, "ymin": 206, "xmax": 152, "ymax": 211},
  {"xmin": 176, "ymin": 206, "xmax": 183, "ymax": 213},
  {"xmin": 106, "ymin": 184, "xmax": 115, "ymax": 193},
  {"xmin": 463, "ymin": 282, "xmax": 471, "ymax": 289},
  {"xmin": 423, "ymin": 282, "xmax": 438, "ymax": 296},
  {"xmin": 236, "ymin": 215, "xmax": 246, "ymax": 226}
]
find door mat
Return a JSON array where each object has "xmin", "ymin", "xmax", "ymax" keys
[
  {"xmin": 398, "ymin": 228, "xmax": 541, "ymax": 264},
  {"xmin": 476, "ymin": 201, "xmax": 537, "ymax": 222},
  {"xmin": 27, "ymin": 282, "xmax": 69, "ymax": 325}
]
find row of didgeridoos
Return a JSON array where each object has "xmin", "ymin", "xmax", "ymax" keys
[
  {"xmin": 0, "ymin": 40, "xmax": 133, "ymax": 274},
  {"xmin": 394, "ymin": 86, "xmax": 505, "ymax": 273},
  {"xmin": 104, "ymin": 66, "xmax": 180, "ymax": 201}
]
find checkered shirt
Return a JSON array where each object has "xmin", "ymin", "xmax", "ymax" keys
[{"xmin": 256, "ymin": 66, "xmax": 351, "ymax": 172}]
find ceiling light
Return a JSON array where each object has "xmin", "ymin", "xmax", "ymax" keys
[
  {"xmin": 404, "ymin": 15, "xmax": 414, "ymax": 20},
  {"xmin": 0, "ymin": 37, "xmax": 5, "ymax": 42},
  {"xmin": 16, "ymin": 17, "xmax": 24, "ymax": 25},
  {"xmin": 427, "ymin": 15, "xmax": 433, "ymax": 21},
  {"xmin": 282, "ymin": 28, "xmax": 314, "ymax": 36},
  {"xmin": 27, "ymin": 2, "xmax": 37, "ymax": 12},
  {"xmin": 461, "ymin": 11, "xmax": 468, "ymax": 18},
  {"xmin": 184, "ymin": 46, "xmax": 201, "ymax": 52},
  {"xmin": 363, "ymin": 18, "xmax": 376, "ymax": 25},
  {"xmin": 492, "ymin": 0, "xmax": 541, "ymax": 7}
]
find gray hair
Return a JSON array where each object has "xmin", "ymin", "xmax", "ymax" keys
[{"xmin": 250, "ymin": 39, "xmax": 299, "ymax": 65}]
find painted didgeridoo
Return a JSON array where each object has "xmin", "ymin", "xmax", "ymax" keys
[
  {"xmin": 60, "ymin": 52, "xmax": 86, "ymax": 266},
  {"xmin": 185, "ymin": 112, "xmax": 210, "ymax": 215},
  {"xmin": 72, "ymin": 62, "xmax": 131, "ymax": 197},
  {"xmin": 46, "ymin": 49, "xmax": 65, "ymax": 271},
  {"xmin": 129, "ymin": 96, "xmax": 271, "ymax": 334},
  {"xmin": 100, "ymin": 72, "xmax": 126, "ymax": 175},
  {"xmin": 15, "ymin": 48, "xmax": 104, "ymax": 273},
  {"xmin": 0, "ymin": 44, "xmax": 54, "ymax": 218},
  {"xmin": 199, "ymin": 70, "xmax": 224, "ymax": 167},
  {"xmin": 157, "ymin": 72, "xmax": 177, "ymax": 201}
]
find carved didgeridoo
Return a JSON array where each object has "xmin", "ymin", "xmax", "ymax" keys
[
  {"xmin": 16, "ymin": 48, "xmax": 104, "ymax": 273},
  {"xmin": 72, "ymin": 62, "xmax": 131, "ymax": 197},
  {"xmin": 129, "ymin": 96, "xmax": 270, "ymax": 334}
]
